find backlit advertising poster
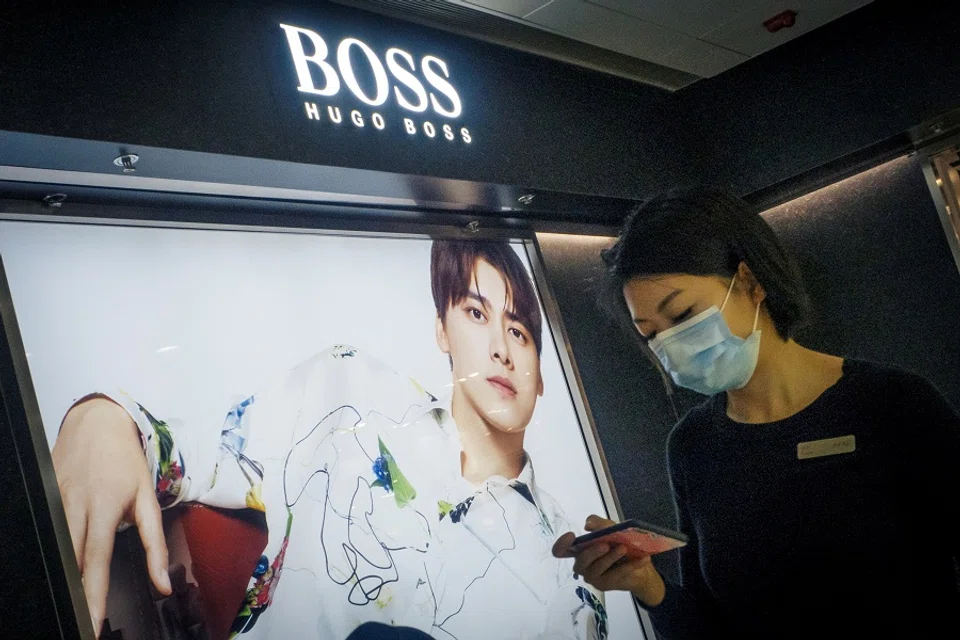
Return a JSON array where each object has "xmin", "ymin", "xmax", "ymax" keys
[{"xmin": 0, "ymin": 220, "xmax": 644, "ymax": 640}]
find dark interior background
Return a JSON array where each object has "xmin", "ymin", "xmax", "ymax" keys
[
  {"xmin": 682, "ymin": 1, "xmax": 960, "ymax": 196},
  {"xmin": 0, "ymin": 395, "xmax": 66, "ymax": 639},
  {"xmin": 764, "ymin": 155, "xmax": 960, "ymax": 408}
]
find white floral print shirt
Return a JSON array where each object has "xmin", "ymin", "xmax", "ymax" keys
[{"xmin": 105, "ymin": 345, "xmax": 608, "ymax": 640}]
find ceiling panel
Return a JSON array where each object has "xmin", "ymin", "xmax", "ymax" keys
[
  {"xmin": 585, "ymin": 0, "xmax": 739, "ymax": 38},
  {"xmin": 526, "ymin": 0, "xmax": 757, "ymax": 77},
  {"xmin": 463, "ymin": 0, "xmax": 552, "ymax": 19},
  {"xmin": 662, "ymin": 38, "xmax": 748, "ymax": 77},
  {"xmin": 701, "ymin": 0, "xmax": 874, "ymax": 57},
  {"xmin": 524, "ymin": 0, "xmax": 683, "ymax": 63},
  {"xmin": 382, "ymin": 0, "xmax": 878, "ymax": 87}
]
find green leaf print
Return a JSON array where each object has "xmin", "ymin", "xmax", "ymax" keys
[
  {"xmin": 377, "ymin": 436, "xmax": 416, "ymax": 508},
  {"xmin": 438, "ymin": 500, "xmax": 454, "ymax": 519},
  {"xmin": 139, "ymin": 404, "xmax": 175, "ymax": 471}
]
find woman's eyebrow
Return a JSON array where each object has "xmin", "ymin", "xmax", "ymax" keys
[
  {"xmin": 657, "ymin": 289, "xmax": 683, "ymax": 313},
  {"xmin": 634, "ymin": 289, "xmax": 683, "ymax": 324}
]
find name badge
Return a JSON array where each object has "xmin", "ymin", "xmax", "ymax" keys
[{"xmin": 797, "ymin": 435, "xmax": 856, "ymax": 460}]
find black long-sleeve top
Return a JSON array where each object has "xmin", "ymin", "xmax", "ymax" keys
[{"xmin": 645, "ymin": 359, "xmax": 960, "ymax": 640}]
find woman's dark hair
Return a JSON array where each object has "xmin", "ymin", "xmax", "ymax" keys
[{"xmin": 601, "ymin": 188, "xmax": 811, "ymax": 340}]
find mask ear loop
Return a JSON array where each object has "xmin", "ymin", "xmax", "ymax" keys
[
  {"xmin": 720, "ymin": 273, "xmax": 738, "ymax": 312},
  {"xmin": 722, "ymin": 273, "xmax": 762, "ymax": 333}
]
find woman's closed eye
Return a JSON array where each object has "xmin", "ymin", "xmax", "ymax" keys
[
  {"xmin": 643, "ymin": 307, "xmax": 694, "ymax": 340},
  {"xmin": 671, "ymin": 307, "xmax": 694, "ymax": 324},
  {"xmin": 636, "ymin": 306, "xmax": 693, "ymax": 341}
]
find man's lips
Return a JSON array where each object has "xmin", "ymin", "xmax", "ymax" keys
[{"xmin": 487, "ymin": 376, "xmax": 517, "ymax": 397}]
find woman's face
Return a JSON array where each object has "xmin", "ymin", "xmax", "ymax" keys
[{"xmin": 622, "ymin": 270, "xmax": 763, "ymax": 342}]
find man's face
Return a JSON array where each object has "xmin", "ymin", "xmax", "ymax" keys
[{"xmin": 436, "ymin": 259, "xmax": 544, "ymax": 433}]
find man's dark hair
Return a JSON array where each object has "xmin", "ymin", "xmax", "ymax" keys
[
  {"xmin": 601, "ymin": 188, "xmax": 811, "ymax": 340},
  {"xmin": 431, "ymin": 239, "xmax": 543, "ymax": 355}
]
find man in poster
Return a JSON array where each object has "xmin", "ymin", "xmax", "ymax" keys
[{"xmin": 52, "ymin": 239, "xmax": 608, "ymax": 640}]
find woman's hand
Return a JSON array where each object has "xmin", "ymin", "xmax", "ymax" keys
[
  {"xmin": 552, "ymin": 515, "xmax": 666, "ymax": 607},
  {"xmin": 52, "ymin": 397, "xmax": 172, "ymax": 633}
]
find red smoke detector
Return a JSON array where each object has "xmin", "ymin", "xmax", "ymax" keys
[{"xmin": 763, "ymin": 10, "xmax": 797, "ymax": 33}]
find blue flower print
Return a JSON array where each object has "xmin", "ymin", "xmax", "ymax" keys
[
  {"xmin": 253, "ymin": 554, "xmax": 269, "ymax": 579},
  {"xmin": 372, "ymin": 455, "xmax": 393, "ymax": 493},
  {"xmin": 222, "ymin": 395, "xmax": 255, "ymax": 451},
  {"xmin": 576, "ymin": 586, "xmax": 608, "ymax": 639}
]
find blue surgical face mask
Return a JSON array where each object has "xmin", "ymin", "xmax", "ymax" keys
[{"xmin": 647, "ymin": 275, "xmax": 761, "ymax": 396}]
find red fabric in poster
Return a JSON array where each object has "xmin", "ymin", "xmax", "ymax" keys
[{"xmin": 179, "ymin": 504, "xmax": 268, "ymax": 640}]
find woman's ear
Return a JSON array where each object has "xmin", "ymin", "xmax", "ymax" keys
[{"xmin": 737, "ymin": 261, "xmax": 767, "ymax": 304}]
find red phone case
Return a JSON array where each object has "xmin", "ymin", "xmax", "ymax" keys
[{"xmin": 573, "ymin": 521, "xmax": 687, "ymax": 558}]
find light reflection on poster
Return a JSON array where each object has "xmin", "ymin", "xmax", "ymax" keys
[{"xmin": 0, "ymin": 221, "xmax": 644, "ymax": 640}]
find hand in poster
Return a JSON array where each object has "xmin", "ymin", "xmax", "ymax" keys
[
  {"xmin": 52, "ymin": 397, "xmax": 173, "ymax": 633},
  {"xmin": 552, "ymin": 515, "xmax": 666, "ymax": 607}
]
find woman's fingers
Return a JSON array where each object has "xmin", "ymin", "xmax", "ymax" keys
[
  {"xmin": 582, "ymin": 545, "xmax": 628, "ymax": 584},
  {"xmin": 572, "ymin": 542, "xmax": 611, "ymax": 577},
  {"xmin": 584, "ymin": 514, "xmax": 615, "ymax": 532},
  {"xmin": 552, "ymin": 531, "xmax": 577, "ymax": 558}
]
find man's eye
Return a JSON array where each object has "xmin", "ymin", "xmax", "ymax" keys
[
  {"xmin": 509, "ymin": 327, "xmax": 528, "ymax": 343},
  {"xmin": 468, "ymin": 308, "xmax": 485, "ymax": 321}
]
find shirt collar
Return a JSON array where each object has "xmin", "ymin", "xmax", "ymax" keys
[{"xmin": 484, "ymin": 451, "xmax": 537, "ymax": 491}]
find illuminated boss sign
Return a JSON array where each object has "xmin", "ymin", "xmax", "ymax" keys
[{"xmin": 280, "ymin": 24, "xmax": 472, "ymax": 144}]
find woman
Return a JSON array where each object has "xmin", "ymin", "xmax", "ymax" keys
[{"xmin": 552, "ymin": 189, "xmax": 960, "ymax": 639}]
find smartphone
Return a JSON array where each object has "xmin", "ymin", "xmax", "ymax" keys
[{"xmin": 571, "ymin": 519, "xmax": 688, "ymax": 558}]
